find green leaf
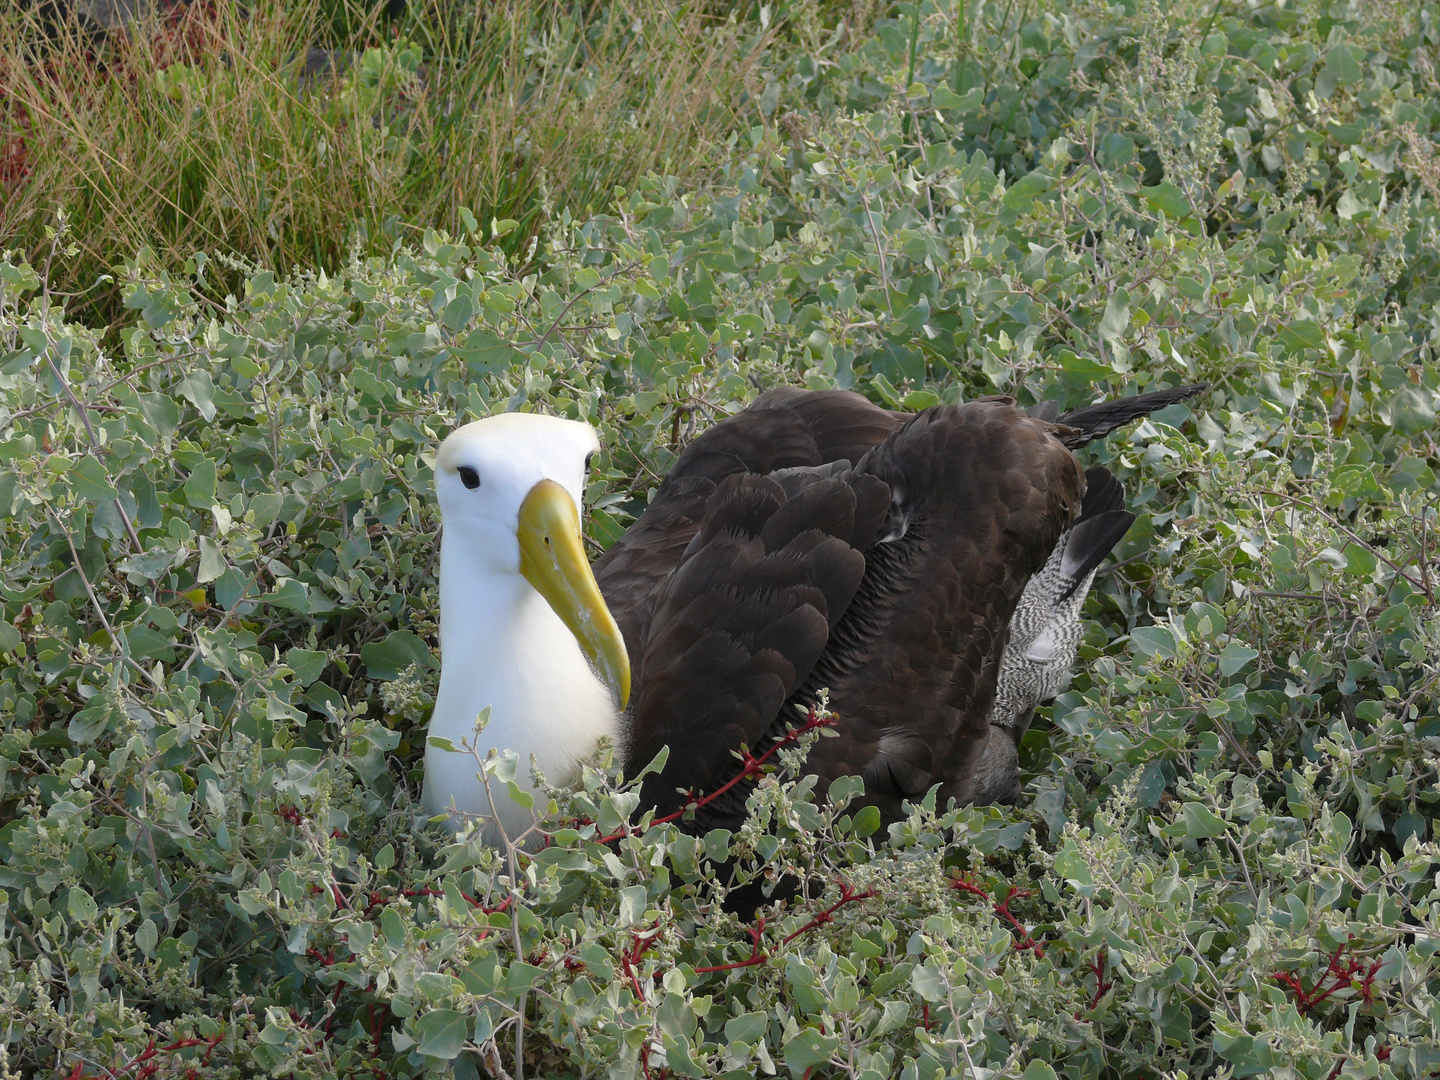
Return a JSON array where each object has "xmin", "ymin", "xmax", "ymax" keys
[
  {"xmin": 1099, "ymin": 133, "xmax": 1134, "ymax": 166},
  {"xmin": 1130, "ymin": 626, "xmax": 1178, "ymax": 660},
  {"xmin": 1217, "ymin": 641, "xmax": 1259, "ymax": 676},
  {"xmin": 784, "ymin": 1028, "xmax": 841, "ymax": 1073},
  {"xmin": 117, "ymin": 547, "xmax": 178, "ymax": 580},
  {"xmin": 68, "ymin": 697, "xmax": 115, "ymax": 744},
  {"xmin": 286, "ymin": 648, "xmax": 327, "ymax": 686},
  {"xmin": 909, "ymin": 963, "xmax": 945, "ymax": 1002},
  {"xmin": 413, "ymin": 1009, "xmax": 468, "ymax": 1059},
  {"xmin": 185, "ymin": 459, "xmax": 216, "ymax": 508},
  {"xmin": 505, "ymin": 962, "xmax": 546, "ymax": 992},
  {"xmin": 1002, "ymin": 172, "xmax": 1056, "ymax": 213},
  {"xmin": 1181, "ymin": 803, "xmax": 1227, "ymax": 839},
  {"xmin": 1143, "ymin": 182, "xmax": 1191, "ymax": 218},
  {"xmin": 1098, "ymin": 289, "xmax": 1131, "ymax": 343},
  {"xmin": 618, "ymin": 884, "xmax": 648, "ymax": 927},
  {"xmin": 851, "ymin": 804, "xmax": 881, "ymax": 838},
  {"xmin": 136, "ymin": 919, "xmax": 158, "ymax": 956},
  {"xmin": 1391, "ymin": 386, "xmax": 1435, "ymax": 435},
  {"xmin": 381, "ymin": 906, "xmax": 407, "ymax": 949},
  {"xmin": 456, "ymin": 330, "xmax": 523, "ymax": 377},
  {"xmin": 442, "ymin": 294, "xmax": 476, "ymax": 333},
  {"xmin": 263, "ymin": 578, "xmax": 311, "ymax": 613},
  {"xmin": 197, "ymin": 536, "xmax": 226, "ymax": 584},
  {"xmin": 1343, "ymin": 545, "xmax": 1378, "ymax": 578},
  {"xmin": 1323, "ymin": 43, "xmax": 1365, "ymax": 86},
  {"xmin": 249, "ymin": 492, "xmax": 283, "ymax": 528},
  {"xmin": 362, "ymin": 630, "xmax": 437, "ymax": 680},
  {"xmin": 1277, "ymin": 319, "xmax": 1326, "ymax": 352},
  {"xmin": 179, "ymin": 370, "xmax": 216, "ymax": 421},
  {"xmin": 125, "ymin": 625, "xmax": 177, "ymax": 661},
  {"xmin": 1060, "ymin": 350, "xmax": 1113, "ymax": 381},
  {"xmin": 1053, "ymin": 839, "xmax": 1094, "ymax": 887},
  {"xmin": 67, "ymin": 886, "xmax": 99, "ymax": 923},
  {"xmin": 1022, "ymin": 1064, "xmax": 1059, "ymax": 1080},
  {"xmin": 70, "ymin": 456, "xmax": 119, "ymax": 502},
  {"xmin": 724, "ymin": 1012, "xmax": 768, "ymax": 1045}
]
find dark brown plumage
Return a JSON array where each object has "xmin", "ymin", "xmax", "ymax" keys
[{"xmin": 593, "ymin": 384, "xmax": 1205, "ymax": 829}]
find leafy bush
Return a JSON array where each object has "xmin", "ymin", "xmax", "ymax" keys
[{"xmin": 2, "ymin": 0, "xmax": 1440, "ymax": 1077}]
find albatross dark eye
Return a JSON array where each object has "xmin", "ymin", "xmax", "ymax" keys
[
  {"xmin": 457, "ymin": 466, "xmax": 481, "ymax": 490},
  {"xmin": 585, "ymin": 451, "xmax": 596, "ymax": 471}
]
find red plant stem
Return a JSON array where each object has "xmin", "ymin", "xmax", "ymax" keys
[
  {"xmin": 952, "ymin": 876, "xmax": 1045, "ymax": 959},
  {"xmin": 639, "ymin": 1040, "xmax": 672, "ymax": 1080},
  {"xmin": 693, "ymin": 919, "xmax": 769, "ymax": 974},
  {"xmin": 105, "ymin": 1035, "xmax": 219, "ymax": 1080},
  {"xmin": 692, "ymin": 884, "xmax": 877, "ymax": 975},
  {"xmin": 1087, "ymin": 952, "xmax": 1113, "ymax": 1010},
  {"xmin": 951, "ymin": 877, "xmax": 989, "ymax": 900},
  {"xmin": 1273, "ymin": 941, "xmax": 1382, "ymax": 1013},
  {"xmin": 781, "ymin": 884, "xmax": 877, "ymax": 944},
  {"xmin": 691, "ymin": 953, "xmax": 770, "ymax": 974},
  {"xmin": 321, "ymin": 982, "xmax": 345, "ymax": 1038},
  {"xmin": 595, "ymin": 710, "xmax": 837, "ymax": 844},
  {"xmin": 621, "ymin": 926, "xmax": 666, "ymax": 1004}
]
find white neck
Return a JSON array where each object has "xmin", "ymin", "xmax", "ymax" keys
[{"xmin": 422, "ymin": 528, "xmax": 620, "ymax": 837}]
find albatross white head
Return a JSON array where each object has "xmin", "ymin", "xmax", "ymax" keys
[{"xmin": 421, "ymin": 413, "xmax": 630, "ymax": 838}]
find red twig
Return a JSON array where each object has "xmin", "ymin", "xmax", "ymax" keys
[
  {"xmin": 692, "ymin": 881, "xmax": 876, "ymax": 977},
  {"xmin": 620, "ymin": 925, "xmax": 666, "ymax": 1005},
  {"xmin": 692, "ymin": 919, "xmax": 769, "ymax": 974},
  {"xmin": 781, "ymin": 882, "xmax": 877, "ymax": 944},
  {"xmin": 951, "ymin": 877, "xmax": 989, "ymax": 900},
  {"xmin": 951, "ymin": 876, "xmax": 1045, "ymax": 959},
  {"xmin": 639, "ymin": 1040, "xmax": 672, "ymax": 1080},
  {"xmin": 367, "ymin": 1003, "xmax": 387, "ymax": 1057},
  {"xmin": 595, "ymin": 709, "xmax": 837, "ymax": 844},
  {"xmin": 104, "ymin": 1034, "xmax": 221, "ymax": 1080},
  {"xmin": 992, "ymin": 887, "xmax": 1043, "ymax": 957},
  {"xmin": 1085, "ymin": 951, "xmax": 1113, "ymax": 1012},
  {"xmin": 1273, "ymin": 941, "xmax": 1382, "ymax": 1013}
]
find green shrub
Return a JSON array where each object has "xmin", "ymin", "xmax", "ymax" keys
[{"xmin": 2, "ymin": 0, "xmax": 1439, "ymax": 1076}]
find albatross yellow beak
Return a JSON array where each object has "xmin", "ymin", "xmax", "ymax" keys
[{"xmin": 517, "ymin": 479, "xmax": 631, "ymax": 709}]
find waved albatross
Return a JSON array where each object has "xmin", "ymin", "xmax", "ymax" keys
[{"xmin": 421, "ymin": 385, "xmax": 1205, "ymax": 837}]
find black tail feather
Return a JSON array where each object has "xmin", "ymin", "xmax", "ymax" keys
[
  {"xmin": 1080, "ymin": 466, "xmax": 1125, "ymax": 518},
  {"xmin": 1059, "ymin": 510, "xmax": 1136, "ymax": 600},
  {"xmin": 1058, "ymin": 383, "xmax": 1208, "ymax": 448},
  {"xmin": 1026, "ymin": 399, "xmax": 1062, "ymax": 423}
]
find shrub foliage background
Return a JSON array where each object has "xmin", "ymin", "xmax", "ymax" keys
[{"xmin": 2, "ymin": 0, "xmax": 1440, "ymax": 1076}]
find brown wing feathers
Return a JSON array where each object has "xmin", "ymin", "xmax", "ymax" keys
[
  {"xmin": 592, "ymin": 388, "xmax": 899, "ymax": 658},
  {"xmin": 800, "ymin": 401, "xmax": 1083, "ymax": 817},
  {"xmin": 600, "ymin": 382, "xmax": 1206, "ymax": 825},
  {"xmin": 626, "ymin": 470, "xmax": 883, "ymax": 822}
]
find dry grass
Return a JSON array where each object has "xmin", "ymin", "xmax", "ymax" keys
[{"xmin": 0, "ymin": 0, "xmax": 776, "ymax": 324}]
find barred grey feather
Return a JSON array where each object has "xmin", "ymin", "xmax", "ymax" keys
[{"xmin": 990, "ymin": 467, "xmax": 1134, "ymax": 735}]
